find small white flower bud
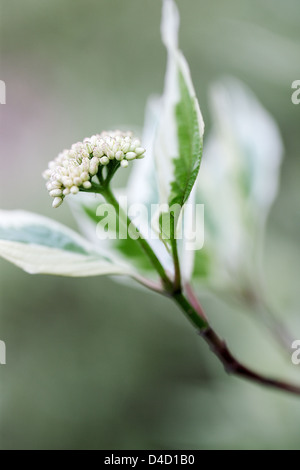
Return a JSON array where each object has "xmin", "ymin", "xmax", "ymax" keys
[
  {"xmin": 100, "ymin": 156, "xmax": 109, "ymax": 165},
  {"xmin": 74, "ymin": 177, "xmax": 82, "ymax": 186},
  {"xmin": 49, "ymin": 189, "xmax": 63, "ymax": 197},
  {"xmin": 72, "ymin": 166, "xmax": 81, "ymax": 177},
  {"xmin": 126, "ymin": 152, "xmax": 137, "ymax": 161},
  {"xmin": 48, "ymin": 180, "xmax": 61, "ymax": 190},
  {"xmin": 85, "ymin": 143, "xmax": 93, "ymax": 154},
  {"xmin": 52, "ymin": 197, "xmax": 63, "ymax": 208},
  {"xmin": 115, "ymin": 151, "xmax": 124, "ymax": 161},
  {"xmin": 81, "ymin": 149, "xmax": 89, "ymax": 159},
  {"xmin": 70, "ymin": 186, "xmax": 79, "ymax": 195},
  {"xmin": 81, "ymin": 171, "xmax": 89, "ymax": 181},
  {"xmin": 89, "ymin": 135, "xmax": 98, "ymax": 146},
  {"xmin": 82, "ymin": 181, "xmax": 92, "ymax": 189},
  {"xmin": 121, "ymin": 141, "xmax": 131, "ymax": 153},
  {"xmin": 93, "ymin": 146, "xmax": 103, "ymax": 158},
  {"xmin": 81, "ymin": 159, "xmax": 90, "ymax": 172},
  {"xmin": 136, "ymin": 153, "xmax": 145, "ymax": 159},
  {"xmin": 121, "ymin": 160, "xmax": 129, "ymax": 168},
  {"xmin": 89, "ymin": 157, "xmax": 99, "ymax": 176},
  {"xmin": 135, "ymin": 147, "xmax": 145, "ymax": 156},
  {"xmin": 62, "ymin": 177, "xmax": 73, "ymax": 187},
  {"xmin": 63, "ymin": 188, "xmax": 70, "ymax": 196},
  {"xmin": 106, "ymin": 149, "xmax": 115, "ymax": 160},
  {"xmin": 68, "ymin": 149, "xmax": 77, "ymax": 159}
]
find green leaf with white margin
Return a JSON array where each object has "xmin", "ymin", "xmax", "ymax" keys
[
  {"xmin": 155, "ymin": 0, "xmax": 204, "ymax": 212},
  {"xmin": 194, "ymin": 78, "xmax": 283, "ymax": 289},
  {"xmin": 0, "ymin": 210, "xmax": 134, "ymax": 277},
  {"xmin": 152, "ymin": 0, "xmax": 204, "ymax": 282},
  {"xmin": 169, "ymin": 71, "xmax": 203, "ymax": 208}
]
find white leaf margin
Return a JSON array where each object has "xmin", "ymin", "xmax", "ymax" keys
[
  {"xmin": 154, "ymin": 0, "xmax": 205, "ymax": 207},
  {"xmin": 0, "ymin": 210, "xmax": 134, "ymax": 278}
]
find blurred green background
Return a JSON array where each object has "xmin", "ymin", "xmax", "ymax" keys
[{"xmin": 1, "ymin": 0, "xmax": 300, "ymax": 450}]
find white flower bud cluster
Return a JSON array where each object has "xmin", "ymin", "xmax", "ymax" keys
[{"xmin": 43, "ymin": 130, "xmax": 145, "ymax": 208}]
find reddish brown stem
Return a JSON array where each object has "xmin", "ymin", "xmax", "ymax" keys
[
  {"xmin": 200, "ymin": 327, "xmax": 300, "ymax": 395},
  {"xmin": 174, "ymin": 290, "xmax": 300, "ymax": 396}
]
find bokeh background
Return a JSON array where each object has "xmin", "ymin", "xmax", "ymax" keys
[{"xmin": 1, "ymin": 0, "xmax": 300, "ymax": 450}]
